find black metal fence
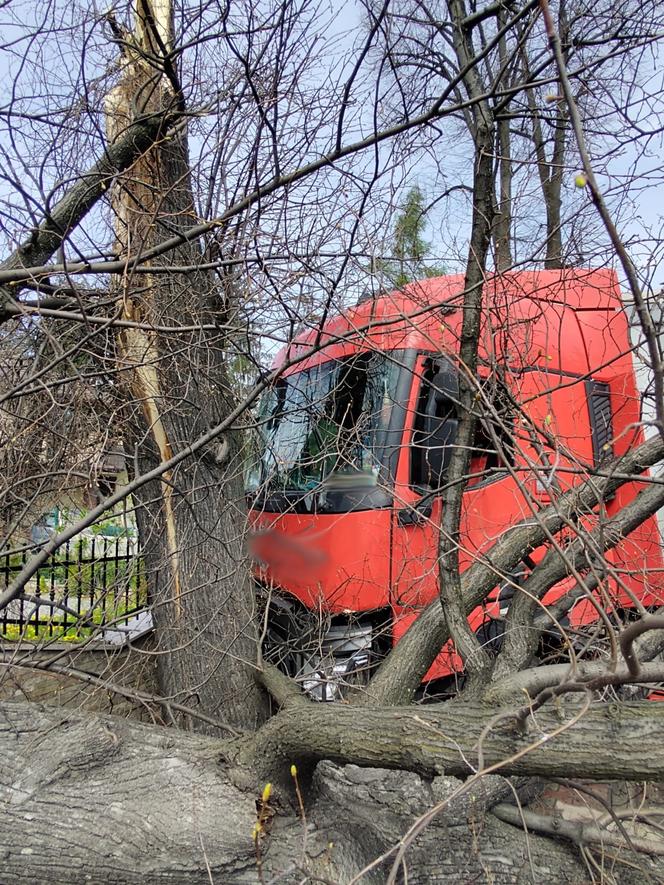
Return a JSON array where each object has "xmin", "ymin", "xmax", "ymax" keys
[{"xmin": 0, "ymin": 537, "xmax": 147, "ymax": 640}]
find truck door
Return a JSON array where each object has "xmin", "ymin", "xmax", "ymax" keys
[
  {"xmin": 389, "ymin": 359, "xmax": 528, "ymax": 676},
  {"xmin": 389, "ymin": 356, "xmax": 452, "ymax": 616}
]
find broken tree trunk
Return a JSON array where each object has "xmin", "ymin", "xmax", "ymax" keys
[{"xmin": 105, "ymin": 0, "xmax": 265, "ymax": 732}]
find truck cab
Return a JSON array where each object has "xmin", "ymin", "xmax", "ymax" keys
[{"xmin": 247, "ymin": 270, "xmax": 664, "ymax": 699}]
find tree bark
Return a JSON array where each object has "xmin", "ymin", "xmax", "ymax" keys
[
  {"xmin": 4, "ymin": 700, "xmax": 664, "ymax": 885},
  {"xmin": 107, "ymin": 4, "xmax": 266, "ymax": 732},
  {"xmin": 252, "ymin": 696, "xmax": 664, "ymax": 783}
]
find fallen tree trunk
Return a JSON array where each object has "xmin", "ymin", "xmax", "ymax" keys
[
  {"xmin": 251, "ymin": 696, "xmax": 664, "ymax": 783},
  {"xmin": 3, "ymin": 700, "xmax": 664, "ymax": 884}
]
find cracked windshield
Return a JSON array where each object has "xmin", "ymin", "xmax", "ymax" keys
[{"xmin": 248, "ymin": 352, "xmax": 402, "ymax": 494}]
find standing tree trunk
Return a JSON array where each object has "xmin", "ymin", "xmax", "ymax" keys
[
  {"xmin": 436, "ymin": 0, "xmax": 497, "ymax": 692},
  {"xmin": 106, "ymin": 0, "xmax": 266, "ymax": 731},
  {"xmin": 520, "ymin": 39, "xmax": 567, "ymax": 269},
  {"xmin": 494, "ymin": 13, "xmax": 514, "ymax": 272}
]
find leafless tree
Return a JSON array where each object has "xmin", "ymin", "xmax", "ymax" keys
[{"xmin": 1, "ymin": 1, "xmax": 664, "ymax": 882}]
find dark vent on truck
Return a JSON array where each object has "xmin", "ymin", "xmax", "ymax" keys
[{"xmin": 586, "ymin": 381, "xmax": 613, "ymax": 464}]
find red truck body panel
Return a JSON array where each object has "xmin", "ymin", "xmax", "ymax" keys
[{"xmin": 249, "ymin": 270, "xmax": 664, "ymax": 682}]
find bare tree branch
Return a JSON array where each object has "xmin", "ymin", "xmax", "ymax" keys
[{"xmin": 0, "ymin": 110, "xmax": 177, "ymax": 317}]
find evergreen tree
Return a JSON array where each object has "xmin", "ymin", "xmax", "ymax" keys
[{"xmin": 380, "ymin": 185, "xmax": 446, "ymax": 286}]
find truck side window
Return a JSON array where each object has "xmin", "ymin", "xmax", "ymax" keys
[
  {"xmin": 467, "ymin": 413, "xmax": 513, "ymax": 485},
  {"xmin": 586, "ymin": 380, "xmax": 613, "ymax": 464},
  {"xmin": 411, "ymin": 359, "xmax": 458, "ymax": 488},
  {"xmin": 467, "ymin": 382, "xmax": 514, "ymax": 484},
  {"xmin": 411, "ymin": 364, "xmax": 513, "ymax": 489},
  {"xmin": 411, "ymin": 393, "xmax": 456, "ymax": 487}
]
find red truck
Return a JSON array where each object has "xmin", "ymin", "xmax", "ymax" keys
[{"xmin": 247, "ymin": 269, "xmax": 664, "ymax": 699}]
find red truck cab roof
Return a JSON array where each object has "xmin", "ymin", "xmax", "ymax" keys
[{"xmin": 272, "ymin": 268, "xmax": 623, "ymax": 379}]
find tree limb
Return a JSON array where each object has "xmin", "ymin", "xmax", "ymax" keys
[
  {"xmin": 0, "ymin": 109, "xmax": 176, "ymax": 318},
  {"xmin": 250, "ymin": 696, "xmax": 664, "ymax": 783},
  {"xmin": 366, "ymin": 435, "xmax": 664, "ymax": 705},
  {"xmin": 485, "ymin": 659, "xmax": 664, "ymax": 703},
  {"xmin": 493, "ymin": 802, "xmax": 664, "ymax": 855},
  {"xmin": 492, "ymin": 471, "xmax": 664, "ymax": 679}
]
